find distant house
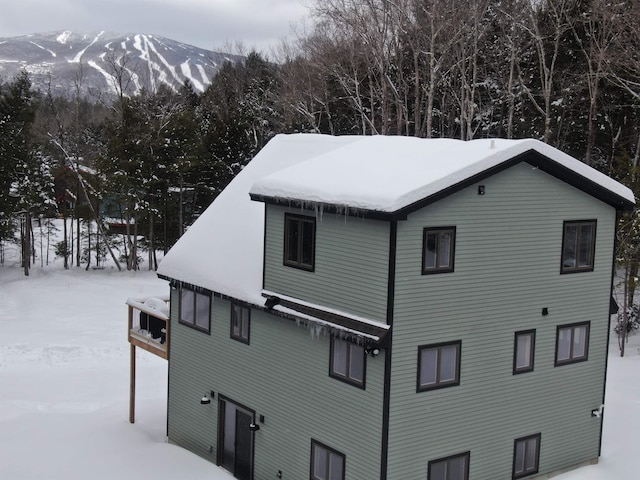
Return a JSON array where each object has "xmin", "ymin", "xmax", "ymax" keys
[{"xmin": 156, "ymin": 134, "xmax": 634, "ymax": 480}]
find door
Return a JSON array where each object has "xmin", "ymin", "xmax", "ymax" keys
[{"xmin": 218, "ymin": 398, "xmax": 255, "ymax": 480}]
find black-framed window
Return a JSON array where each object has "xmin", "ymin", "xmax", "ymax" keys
[
  {"xmin": 418, "ymin": 341, "xmax": 461, "ymax": 392},
  {"xmin": 284, "ymin": 213, "xmax": 316, "ymax": 271},
  {"xmin": 513, "ymin": 330, "xmax": 535, "ymax": 374},
  {"xmin": 230, "ymin": 303, "xmax": 250, "ymax": 344},
  {"xmin": 513, "ymin": 434, "xmax": 541, "ymax": 479},
  {"xmin": 428, "ymin": 451, "xmax": 470, "ymax": 480},
  {"xmin": 422, "ymin": 227, "xmax": 456, "ymax": 274},
  {"xmin": 330, "ymin": 338, "xmax": 365, "ymax": 388},
  {"xmin": 310, "ymin": 440, "xmax": 345, "ymax": 480},
  {"xmin": 555, "ymin": 322, "xmax": 590, "ymax": 366},
  {"xmin": 179, "ymin": 287, "xmax": 211, "ymax": 334},
  {"xmin": 561, "ymin": 220, "xmax": 596, "ymax": 273}
]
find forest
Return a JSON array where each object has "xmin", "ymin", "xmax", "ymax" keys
[{"xmin": 1, "ymin": 0, "xmax": 639, "ymax": 289}]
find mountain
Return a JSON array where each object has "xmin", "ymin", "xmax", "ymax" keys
[{"xmin": 0, "ymin": 31, "xmax": 242, "ymax": 99}]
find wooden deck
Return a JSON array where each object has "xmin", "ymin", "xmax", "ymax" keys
[{"xmin": 126, "ymin": 295, "xmax": 170, "ymax": 423}]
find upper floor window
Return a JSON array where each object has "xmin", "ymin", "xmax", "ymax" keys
[
  {"xmin": 555, "ymin": 322, "xmax": 590, "ymax": 366},
  {"xmin": 330, "ymin": 337, "xmax": 365, "ymax": 388},
  {"xmin": 513, "ymin": 433, "xmax": 541, "ymax": 479},
  {"xmin": 418, "ymin": 341, "xmax": 461, "ymax": 392},
  {"xmin": 231, "ymin": 303, "xmax": 250, "ymax": 344},
  {"xmin": 513, "ymin": 330, "xmax": 535, "ymax": 374},
  {"xmin": 423, "ymin": 227, "xmax": 456, "ymax": 274},
  {"xmin": 284, "ymin": 214, "xmax": 316, "ymax": 271},
  {"xmin": 428, "ymin": 451, "xmax": 470, "ymax": 480},
  {"xmin": 311, "ymin": 440, "xmax": 345, "ymax": 480},
  {"xmin": 179, "ymin": 287, "xmax": 211, "ymax": 334},
  {"xmin": 561, "ymin": 220, "xmax": 596, "ymax": 273}
]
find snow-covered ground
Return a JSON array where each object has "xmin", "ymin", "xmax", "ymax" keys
[{"xmin": 1, "ymin": 250, "xmax": 639, "ymax": 479}]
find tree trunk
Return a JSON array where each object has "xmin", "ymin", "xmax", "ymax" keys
[
  {"xmin": 23, "ymin": 213, "xmax": 31, "ymax": 276},
  {"xmin": 76, "ymin": 216, "xmax": 80, "ymax": 267},
  {"xmin": 63, "ymin": 214, "xmax": 69, "ymax": 269}
]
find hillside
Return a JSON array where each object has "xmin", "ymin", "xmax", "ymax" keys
[{"xmin": 0, "ymin": 31, "xmax": 242, "ymax": 98}]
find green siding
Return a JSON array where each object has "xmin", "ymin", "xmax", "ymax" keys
[
  {"xmin": 387, "ymin": 163, "xmax": 615, "ymax": 479},
  {"xmin": 168, "ymin": 293, "xmax": 385, "ymax": 480},
  {"xmin": 264, "ymin": 205, "xmax": 390, "ymax": 322}
]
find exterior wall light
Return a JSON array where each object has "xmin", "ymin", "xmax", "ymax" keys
[
  {"xmin": 366, "ymin": 347, "xmax": 381, "ymax": 357},
  {"xmin": 200, "ymin": 393, "xmax": 211, "ymax": 405}
]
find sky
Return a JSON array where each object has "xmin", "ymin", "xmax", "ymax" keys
[{"xmin": 0, "ymin": 0, "xmax": 313, "ymax": 55}]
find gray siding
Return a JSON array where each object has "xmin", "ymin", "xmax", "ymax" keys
[
  {"xmin": 264, "ymin": 205, "xmax": 390, "ymax": 322},
  {"xmin": 387, "ymin": 163, "xmax": 615, "ymax": 479},
  {"xmin": 168, "ymin": 292, "xmax": 385, "ymax": 479}
]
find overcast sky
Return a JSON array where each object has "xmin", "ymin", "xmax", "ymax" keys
[{"xmin": 0, "ymin": 0, "xmax": 312, "ymax": 55}]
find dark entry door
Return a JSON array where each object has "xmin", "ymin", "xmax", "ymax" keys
[{"xmin": 219, "ymin": 398, "xmax": 254, "ymax": 480}]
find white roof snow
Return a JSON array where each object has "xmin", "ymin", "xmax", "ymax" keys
[
  {"xmin": 157, "ymin": 134, "xmax": 359, "ymax": 304},
  {"xmin": 251, "ymin": 136, "xmax": 635, "ymax": 212},
  {"xmin": 157, "ymin": 133, "xmax": 635, "ymax": 307}
]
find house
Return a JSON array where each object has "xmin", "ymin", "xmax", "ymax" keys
[{"xmin": 156, "ymin": 134, "xmax": 634, "ymax": 480}]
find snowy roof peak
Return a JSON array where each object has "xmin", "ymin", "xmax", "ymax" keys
[
  {"xmin": 250, "ymin": 136, "xmax": 635, "ymax": 215},
  {"xmin": 158, "ymin": 134, "xmax": 634, "ymax": 306}
]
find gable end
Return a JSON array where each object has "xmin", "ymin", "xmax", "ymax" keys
[{"xmin": 394, "ymin": 150, "xmax": 634, "ymax": 217}]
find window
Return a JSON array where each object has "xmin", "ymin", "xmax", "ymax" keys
[
  {"xmin": 428, "ymin": 452, "xmax": 470, "ymax": 480},
  {"xmin": 311, "ymin": 440, "xmax": 345, "ymax": 480},
  {"xmin": 555, "ymin": 322, "xmax": 590, "ymax": 366},
  {"xmin": 561, "ymin": 220, "xmax": 596, "ymax": 273},
  {"xmin": 513, "ymin": 434, "xmax": 540, "ymax": 478},
  {"xmin": 513, "ymin": 330, "xmax": 535, "ymax": 374},
  {"xmin": 284, "ymin": 214, "xmax": 316, "ymax": 271},
  {"xmin": 422, "ymin": 227, "xmax": 456, "ymax": 274},
  {"xmin": 418, "ymin": 341, "xmax": 461, "ymax": 392},
  {"xmin": 179, "ymin": 287, "xmax": 211, "ymax": 334},
  {"xmin": 330, "ymin": 338, "xmax": 365, "ymax": 388},
  {"xmin": 230, "ymin": 303, "xmax": 250, "ymax": 344}
]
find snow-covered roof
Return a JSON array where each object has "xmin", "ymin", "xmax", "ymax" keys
[
  {"xmin": 251, "ymin": 136, "xmax": 635, "ymax": 215},
  {"xmin": 157, "ymin": 134, "xmax": 360, "ymax": 305},
  {"xmin": 158, "ymin": 133, "xmax": 635, "ymax": 311}
]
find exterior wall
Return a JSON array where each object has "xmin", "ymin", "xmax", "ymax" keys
[
  {"xmin": 167, "ymin": 291, "xmax": 385, "ymax": 479},
  {"xmin": 386, "ymin": 163, "xmax": 616, "ymax": 479},
  {"xmin": 263, "ymin": 205, "xmax": 390, "ymax": 322}
]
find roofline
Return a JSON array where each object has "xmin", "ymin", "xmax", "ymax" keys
[
  {"xmin": 250, "ymin": 150, "xmax": 635, "ymax": 219},
  {"xmin": 157, "ymin": 274, "xmax": 387, "ymax": 344},
  {"xmin": 248, "ymin": 193, "xmax": 396, "ymax": 220}
]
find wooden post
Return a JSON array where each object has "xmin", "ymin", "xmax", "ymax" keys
[
  {"xmin": 129, "ymin": 304, "xmax": 136, "ymax": 423},
  {"xmin": 130, "ymin": 343, "xmax": 136, "ymax": 423}
]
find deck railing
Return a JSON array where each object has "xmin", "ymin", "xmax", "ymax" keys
[{"xmin": 126, "ymin": 296, "xmax": 170, "ymax": 360}]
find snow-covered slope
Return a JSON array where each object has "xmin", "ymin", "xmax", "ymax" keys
[
  {"xmin": 0, "ymin": 31, "xmax": 243, "ymax": 98},
  {"xmin": 0, "ymin": 257, "xmax": 639, "ymax": 479}
]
